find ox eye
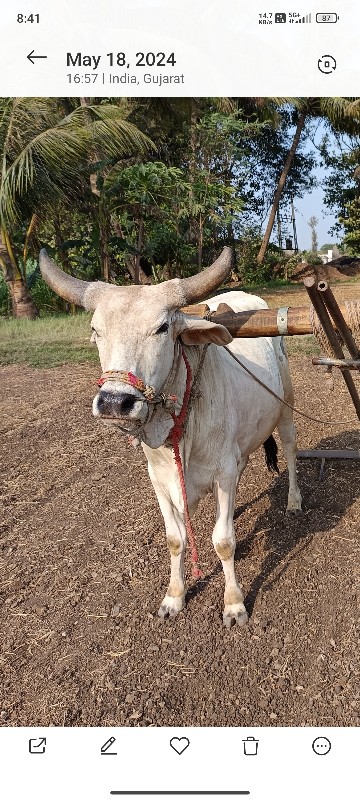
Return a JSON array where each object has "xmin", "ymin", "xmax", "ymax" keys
[{"xmin": 155, "ymin": 322, "xmax": 169, "ymax": 334}]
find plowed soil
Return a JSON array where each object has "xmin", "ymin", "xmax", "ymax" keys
[{"xmin": 1, "ymin": 357, "xmax": 359, "ymax": 727}]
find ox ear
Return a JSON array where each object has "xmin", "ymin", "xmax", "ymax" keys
[{"xmin": 175, "ymin": 315, "xmax": 233, "ymax": 346}]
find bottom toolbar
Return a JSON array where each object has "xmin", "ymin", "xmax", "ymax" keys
[{"xmin": 0, "ymin": 727, "xmax": 357, "ymax": 800}]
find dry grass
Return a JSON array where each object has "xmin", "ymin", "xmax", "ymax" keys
[
  {"xmin": 0, "ymin": 313, "xmax": 96, "ymax": 367},
  {"xmin": 2, "ymin": 279, "xmax": 360, "ymax": 367}
]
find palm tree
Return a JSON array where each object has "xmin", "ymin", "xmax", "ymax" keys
[
  {"xmin": 256, "ymin": 97, "xmax": 360, "ymax": 264},
  {"xmin": 0, "ymin": 97, "xmax": 152, "ymax": 317}
]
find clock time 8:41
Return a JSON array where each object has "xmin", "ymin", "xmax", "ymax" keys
[{"xmin": 17, "ymin": 13, "xmax": 40, "ymax": 22}]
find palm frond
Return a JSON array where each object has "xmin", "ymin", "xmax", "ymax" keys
[{"xmin": 0, "ymin": 100, "xmax": 154, "ymax": 227}]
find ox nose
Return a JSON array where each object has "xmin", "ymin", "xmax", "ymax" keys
[{"xmin": 97, "ymin": 390, "xmax": 137, "ymax": 417}]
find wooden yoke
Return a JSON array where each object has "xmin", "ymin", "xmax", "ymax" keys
[
  {"xmin": 181, "ymin": 303, "xmax": 210, "ymax": 318},
  {"xmin": 181, "ymin": 301, "xmax": 359, "ymax": 338}
]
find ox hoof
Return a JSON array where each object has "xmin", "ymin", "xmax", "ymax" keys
[
  {"xmin": 223, "ymin": 605, "xmax": 249, "ymax": 629},
  {"xmin": 158, "ymin": 594, "xmax": 185, "ymax": 620},
  {"xmin": 286, "ymin": 507, "xmax": 303, "ymax": 517}
]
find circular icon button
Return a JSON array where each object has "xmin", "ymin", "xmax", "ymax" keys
[
  {"xmin": 312, "ymin": 736, "xmax": 331, "ymax": 755},
  {"xmin": 318, "ymin": 55, "xmax": 336, "ymax": 74}
]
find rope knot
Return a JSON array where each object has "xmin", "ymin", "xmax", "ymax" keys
[{"xmin": 158, "ymin": 392, "xmax": 177, "ymax": 412}]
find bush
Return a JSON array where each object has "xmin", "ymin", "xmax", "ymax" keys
[
  {"xmin": 29, "ymin": 276, "xmax": 64, "ymax": 314},
  {"xmin": 301, "ymin": 250, "xmax": 322, "ymax": 266},
  {"xmin": 235, "ymin": 229, "xmax": 283, "ymax": 284},
  {"xmin": 0, "ymin": 271, "xmax": 11, "ymax": 315},
  {"xmin": 0, "ymin": 260, "xmax": 66, "ymax": 318}
]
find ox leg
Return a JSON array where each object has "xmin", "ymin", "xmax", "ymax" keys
[
  {"xmin": 213, "ymin": 462, "xmax": 248, "ymax": 628},
  {"xmin": 159, "ymin": 502, "xmax": 186, "ymax": 618},
  {"xmin": 148, "ymin": 469, "xmax": 186, "ymax": 618},
  {"xmin": 277, "ymin": 410, "xmax": 302, "ymax": 513}
]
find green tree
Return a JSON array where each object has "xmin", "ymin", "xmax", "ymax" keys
[
  {"xmin": 319, "ymin": 242, "xmax": 336, "ymax": 252},
  {"xmin": 0, "ymin": 97, "xmax": 151, "ymax": 316},
  {"xmin": 235, "ymin": 107, "xmax": 317, "ymax": 235},
  {"xmin": 256, "ymin": 97, "xmax": 360, "ymax": 264},
  {"xmin": 104, "ymin": 156, "xmax": 244, "ymax": 281},
  {"xmin": 103, "ymin": 160, "xmax": 189, "ymax": 282},
  {"xmin": 123, "ymin": 99, "xmax": 317, "ymax": 279},
  {"xmin": 339, "ymin": 198, "xmax": 360, "ymax": 253},
  {"xmin": 322, "ymin": 136, "xmax": 360, "ymax": 238},
  {"xmin": 308, "ymin": 215, "xmax": 319, "ymax": 252}
]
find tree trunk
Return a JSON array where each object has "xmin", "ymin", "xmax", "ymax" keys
[
  {"xmin": 198, "ymin": 214, "xmax": 203, "ymax": 270},
  {"xmin": 112, "ymin": 215, "xmax": 151, "ymax": 284},
  {"xmin": 23, "ymin": 213, "xmax": 39, "ymax": 279},
  {"xmin": 125, "ymin": 256, "xmax": 151, "ymax": 285},
  {"xmin": 80, "ymin": 97, "xmax": 112, "ymax": 283},
  {"xmin": 8, "ymin": 277, "xmax": 39, "ymax": 319},
  {"xmin": 99, "ymin": 211, "xmax": 110, "ymax": 282},
  {"xmin": 0, "ymin": 232, "xmax": 39, "ymax": 319},
  {"xmin": 257, "ymin": 111, "xmax": 307, "ymax": 264},
  {"xmin": 134, "ymin": 216, "xmax": 144, "ymax": 285},
  {"xmin": 53, "ymin": 213, "xmax": 76, "ymax": 313},
  {"xmin": 188, "ymin": 100, "xmax": 199, "ymax": 246}
]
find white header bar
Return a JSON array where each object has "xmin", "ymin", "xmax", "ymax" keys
[{"xmin": 0, "ymin": 0, "xmax": 358, "ymax": 96}]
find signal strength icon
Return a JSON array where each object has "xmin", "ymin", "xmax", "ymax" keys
[{"xmin": 295, "ymin": 12, "xmax": 312, "ymax": 22}]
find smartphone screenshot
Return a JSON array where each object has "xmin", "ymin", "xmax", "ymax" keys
[{"xmin": 0, "ymin": 1, "xmax": 359, "ymax": 798}]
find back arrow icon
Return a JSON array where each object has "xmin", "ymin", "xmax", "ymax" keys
[{"xmin": 27, "ymin": 50, "xmax": 48, "ymax": 64}]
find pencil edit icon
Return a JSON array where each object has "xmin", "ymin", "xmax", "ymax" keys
[{"xmin": 101, "ymin": 736, "xmax": 117, "ymax": 755}]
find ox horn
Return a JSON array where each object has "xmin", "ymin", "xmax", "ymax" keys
[
  {"xmin": 39, "ymin": 249, "xmax": 101, "ymax": 309},
  {"xmin": 172, "ymin": 246, "xmax": 234, "ymax": 306}
]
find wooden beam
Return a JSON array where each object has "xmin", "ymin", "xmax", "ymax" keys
[
  {"xmin": 297, "ymin": 449, "xmax": 360, "ymax": 460},
  {"xmin": 317, "ymin": 280, "xmax": 360, "ymax": 358},
  {"xmin": 181, "ymin": 303, "xmax": 355, "ymax": 338},
  {"xmin": 312, "ymin": 357, "xmax": 360, "ymax": 370},
  {"xmin": 303, "ymin": 276, "xmax": 360, "ymax": 422}
]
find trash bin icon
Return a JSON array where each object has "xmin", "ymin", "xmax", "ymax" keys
[{"xmin": 243, "ymin": 735, "xmax": 259, "ymax": 755}]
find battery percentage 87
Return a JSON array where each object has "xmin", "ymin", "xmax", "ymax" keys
[{"xmin": 316, "ymin": 13, "xmax": 339, "ymax": 22}]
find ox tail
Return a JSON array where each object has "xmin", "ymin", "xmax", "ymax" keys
[{"xmin": 263, "ymin": 435, "xmax": 279, "ymax": 474}]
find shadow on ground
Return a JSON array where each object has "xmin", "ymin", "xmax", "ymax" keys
[{"xmin": 188, "ymin": 429, "xmax": 360, "ymax": 616}]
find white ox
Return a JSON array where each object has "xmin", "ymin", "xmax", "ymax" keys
[{"xmin": 39, "ymin": 247, "xmax": 302, "ymax": 627}]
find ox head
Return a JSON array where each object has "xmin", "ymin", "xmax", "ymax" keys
[{"xmin": 39, "ymin": 248, "xmax": 233, "ymax": 447}]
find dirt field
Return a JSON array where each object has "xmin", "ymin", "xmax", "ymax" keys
[{"xmin": 1, "ymin": 356, "xmax": 360, "ymax": 727}]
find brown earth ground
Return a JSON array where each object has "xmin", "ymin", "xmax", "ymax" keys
[
  {"xmin": 290, "ymin": 256, "xmax": 360, "ymax": 284},
  {"xmin": 1, "ymin": 288, "xmax": 360, "ymax": 728}
]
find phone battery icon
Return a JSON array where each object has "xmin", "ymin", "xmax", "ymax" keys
[{"xmin": 316, "ymin": 13, "xmax": 339, "ymax": 22}]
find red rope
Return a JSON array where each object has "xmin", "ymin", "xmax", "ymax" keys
[{"xmin": 170, "ymin": 349, "xmax": 202, "ymax": 579}]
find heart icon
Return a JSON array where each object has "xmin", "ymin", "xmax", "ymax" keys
[{"xmin": 170, "ymin": 736, "xmax": 190, "ymax": 755}]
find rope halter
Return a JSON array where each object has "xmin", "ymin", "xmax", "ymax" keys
[
  {"xmin": 97, "ymin": 370, "xmax": 177, "ymax": 410},
  {"xmin": 96, "ymin": 339, "xmax": 183, "ymax": 416}
]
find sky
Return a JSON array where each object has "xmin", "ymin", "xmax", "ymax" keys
[
  {"xmin": 269, "ymin": 120, "xmax": 341, "ymax": 252},
  {"xmin": 295, "ymin": 166, "xmax": 337, "ymax": 251}
]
